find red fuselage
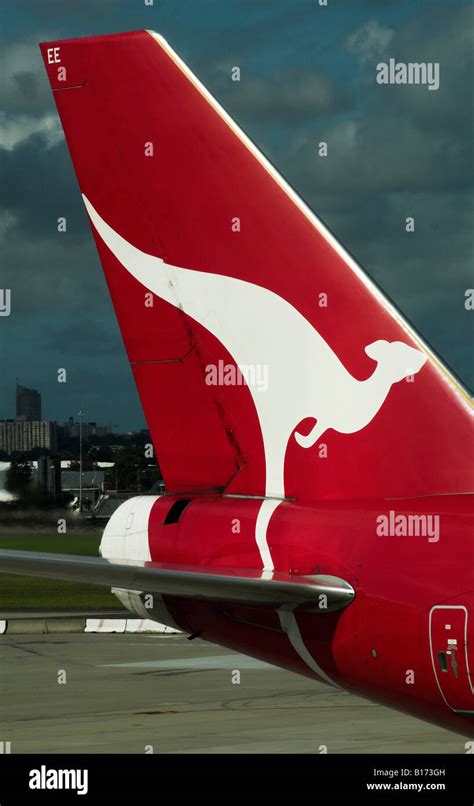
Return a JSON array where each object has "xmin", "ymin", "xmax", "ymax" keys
[{"xmin": 144, "ymin": 493, "xmax": 474, "ymax": 736}]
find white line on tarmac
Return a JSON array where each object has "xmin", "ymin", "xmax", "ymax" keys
[{"xmin": 99, "ymin": 654, "xmax": 277, "ymax": 670}]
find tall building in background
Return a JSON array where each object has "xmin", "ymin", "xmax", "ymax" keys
[
  {"xmin": 0, "ymin": 382, "xmax": 57, "ymax": 454},
  {"xmin": 16, "ymin": 382, "xmax": 41, "ymax": 422}
]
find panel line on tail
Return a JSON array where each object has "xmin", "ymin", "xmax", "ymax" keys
[{"xmin": 130, "ymin": 345, "xmax": 196, "ymax": 365}]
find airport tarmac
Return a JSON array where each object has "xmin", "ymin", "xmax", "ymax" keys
[{"xmin": 0, "ymin": 633, "xmax": 465, "ymax": 754}]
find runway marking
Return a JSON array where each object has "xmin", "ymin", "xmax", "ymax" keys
[{"xmin": 99, "ymin": 653, "xmax": 277, "ymax": 671}]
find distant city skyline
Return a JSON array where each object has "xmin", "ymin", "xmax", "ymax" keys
[{"xmin": 2, "ymin": 379, "xmax": 140, "ymax": 434}]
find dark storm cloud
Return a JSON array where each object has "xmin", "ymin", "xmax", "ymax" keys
[
  {"xmin": 389, "ymin": 5, "xmax": 473, "ymax": 132},
  {"xmin": 286, "ymin": 112, "xmax": 471, "ymax": 195},
  {"xmin": 1, "ymin": 233, "xmax": 106, "ymax": 317},
  {"xmin": 209, "ymin": 66, "xmax": 349, "ymax": 123},
  {"xmin": 13, "ymin": 72, "xmax": 41, "ymax": 107},
  {"xmin": 0, "ymin": 35, "xmax": 57, "ymax": 115},
  {"xmin": 346, "ymin": 4, "xmax": 473, "ymax": 132},
  {"xmin": 0, "ymin": 33, "xmax": 87, "ymax": 250},
  {"xmin": 1, "ymin": 60, "xmax": 52, "ymax": 116},
  {"xmin": 44, "ymin": 315, "xmax": 121, "ymax": 358},
  {"xmin": 0, "ymin": 133, "xmax": 88, "ymax": 243},
  {"xmin": 285, "ymin": 3, "xmax": 473, "ymax": 195}
]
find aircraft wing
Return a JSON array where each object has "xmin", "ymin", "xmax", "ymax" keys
[{"xmin": 0, "ymin": 550, "xmax": 354, "ymax": 613}]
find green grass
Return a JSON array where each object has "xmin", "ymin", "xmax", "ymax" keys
[{"xmin": 0, "ymin": 531, "xmax": 123, "ymax": 611}]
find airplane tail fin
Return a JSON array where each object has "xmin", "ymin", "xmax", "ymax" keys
[{"xmin": 40, "ymin": 31, "xmax": 473, "ymax": 502}]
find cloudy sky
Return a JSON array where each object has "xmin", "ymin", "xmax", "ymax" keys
[{"xmin": 1, "ymin": 0, "xmax": 472, "ymax": 430}]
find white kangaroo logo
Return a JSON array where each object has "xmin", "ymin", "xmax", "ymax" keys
[
  {"xmin": 83, "ymin": 196, "xmax": 427, "ymax": 568},
  {"xmin": 294, "ymin": 339, "xmax": 426, "ymax": 449}
]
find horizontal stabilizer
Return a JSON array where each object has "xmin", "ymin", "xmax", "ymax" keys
[{"xmin": 0, "ymin": 550, "xmax": 354, "ymax": 613}]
